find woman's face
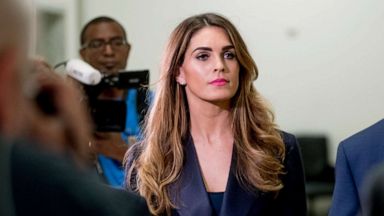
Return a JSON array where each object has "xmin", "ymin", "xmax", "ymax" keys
[{"xmin": 177, "ymin": 26, "xmax": 240, "ymax": 107}]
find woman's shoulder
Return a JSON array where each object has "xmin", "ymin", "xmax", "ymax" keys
[{"xmin": 279, "ymin": 131, "xmax": 300, "ymax": 156}]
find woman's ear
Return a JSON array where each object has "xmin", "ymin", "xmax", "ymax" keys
[{"xmin": 176, "ymin": 67, "xmax": 186, "ymax": 86}]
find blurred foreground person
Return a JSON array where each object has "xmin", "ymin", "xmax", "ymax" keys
[
  {"xmin": 0, "ymin": 0, "xmax": 149, "ymax": 215},
  {"xmin": 362, "ymin": 163, "xmax": 384, "ymax": 216},
  {"xmin": 125, "ymin": 13, "xmax": 307, "ymax": 216}
]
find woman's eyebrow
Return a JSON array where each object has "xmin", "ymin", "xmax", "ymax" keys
[{"xmin": 192, "ymin": 47, "xmax": 212, "ymax": 54}]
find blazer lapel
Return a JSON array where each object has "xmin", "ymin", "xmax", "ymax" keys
[
  {"xmin": 170, "ymin": 136, "xmax": 213, "ymax": 216},
  {"xmin": 220, "ymin": 153, "xmax": 270, "ymax": 216}
]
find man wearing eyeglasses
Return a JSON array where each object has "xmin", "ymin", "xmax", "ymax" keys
[
  {"xmin": 79, "ymin": 17, "xmax": 137, "ymax": 187},
  {"xmin": 80, "ymin": 17, "xmax": 130, "ymax": 76}
]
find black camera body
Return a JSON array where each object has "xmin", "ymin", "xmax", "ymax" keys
[{"xmin": 84, "ymin": 70, "xmax": 149, "ymax": 132}]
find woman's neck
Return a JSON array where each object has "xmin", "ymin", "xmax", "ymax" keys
[
  {"xmin": 188, "ymin": 100, "xmax": 234, "ymax": 193},
  {"xmin": 188, "ymin": 100, "xmax": 233, "ymax": 146}
]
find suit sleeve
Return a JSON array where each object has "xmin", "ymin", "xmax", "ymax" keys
[
  {"xmin": 277, "ymin": 133, "xmax": 307, "ymax": 216},
  {"xmin": 329, "ymin": 142, "xmax": 360, "ymax": 216}
]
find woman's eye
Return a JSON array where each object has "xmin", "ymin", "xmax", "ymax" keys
[
  {"xmin": 196, "ymin": 53, "xmax": 209, "ymax": 61},
  {"xmin": 224, "ymin": 51, "xmax": 236, "ymax": 59}
]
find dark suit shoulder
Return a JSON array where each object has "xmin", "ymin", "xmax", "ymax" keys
[
  {"xmin": 280, "ymin": 131, "xmax": 299, "ymax": 153},
  {"xmin": 338, "ymin": 119, "xmax": 384, "ymax": 164},
  {"xmin": 279, "ymin": 131, "xmax": 302, "ymax": 169},
  {"xmin": 341, "ymin": 119, "xmax": 384, "ymax": 149},
  {"xmin": 11, "ymin": 141, "xmax": 149, "ymax": 216}
]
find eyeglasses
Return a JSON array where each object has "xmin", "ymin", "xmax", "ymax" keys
[{"xmin": 81, "ymin": 37, "xmax": 129, "ymax": 51}]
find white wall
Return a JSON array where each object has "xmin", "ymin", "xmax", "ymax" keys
[
  {"xmin": 81, "ymin": 0, "xmax": 384, "ymax": 163},
  {"xmin": 35, "ymin": 0, "xmax": 79, "ymax": 63}
]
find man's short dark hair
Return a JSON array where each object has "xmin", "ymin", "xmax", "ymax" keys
[{"xmin": 80, "ymin": 16, "xmax": 127, "ymax": 46}]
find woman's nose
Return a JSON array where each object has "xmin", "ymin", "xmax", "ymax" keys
[{"xmin": 213, "ymin": 56, "xmax": 225, "ymax": 72}]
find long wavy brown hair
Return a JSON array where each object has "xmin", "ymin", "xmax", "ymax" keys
[{"xmin": 125, "ymin": 12, "xmax": 285, "ymax": 215}]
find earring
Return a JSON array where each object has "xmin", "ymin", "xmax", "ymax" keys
[{"xmin": 179, "ymin": 81, "xmax": 186, "ymax": 86}]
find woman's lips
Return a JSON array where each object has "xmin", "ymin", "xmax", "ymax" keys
[{"xmin": 209, "ymin": 78, "xmax": 229, "ymax": 86}]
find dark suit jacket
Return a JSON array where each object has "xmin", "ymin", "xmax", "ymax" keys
[
  {"xmin": 0, "ymin": 137, "xmax": 150, "ymax": 216},
  {"xmin": 127, "ymin": 132, "xmax": 307, "ymax": 216},
  {"xmin": 0, "ymin": 137, "xmax": 15, "ymax": 216},
  {"xmin": 329, "ymin": 119, "xmax": 384, "ymax": 216}
]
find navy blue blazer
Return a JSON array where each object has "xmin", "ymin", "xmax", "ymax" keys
[
  {"xmin": 329, "ymin": 119, "xmax": 384, "ymax": 216},
  {"xmin": 126, "ymin": 132, "xmax": 307, "ymax": 216}
]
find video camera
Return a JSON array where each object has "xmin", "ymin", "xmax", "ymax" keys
[{"xmin": 65, "ymin": 59, "xmax": 149, "ymax": 132}]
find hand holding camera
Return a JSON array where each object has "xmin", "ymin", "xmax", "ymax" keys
[{"xmin": 24, "ymin": 58, "xmax": 93, "ymax": 166}]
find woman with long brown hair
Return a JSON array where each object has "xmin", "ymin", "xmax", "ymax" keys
[{"xmin": 125, "ymin": 13, "xmax": 306, "ymax": 216}]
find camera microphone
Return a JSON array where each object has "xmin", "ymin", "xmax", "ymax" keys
[{"xmin": 65, "ymin": 59, "xmax": 102, "ymax": 85}]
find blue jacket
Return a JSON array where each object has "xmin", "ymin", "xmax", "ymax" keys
[
  {"xmin": 329, "ymin": 119, "xmax": 384, "ymax": 216},
  {"xmin": 98, "ymin": 89, "xmax": 141, "ymax": 187}
]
